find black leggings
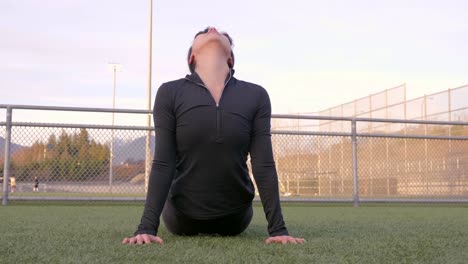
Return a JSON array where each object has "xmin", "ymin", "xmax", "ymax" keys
[{"xmin": 162, "ymin": 199, "xmax": 253, "ymax": 236}]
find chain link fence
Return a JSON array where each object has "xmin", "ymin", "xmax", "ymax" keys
[
  {"xmin": 2, "ymin": 105, "xmax": 468, "ymax": 204},
  {"xmin": 1, "ymin": 125, "xmax": 153, "ymax": 196},
  {"xmin": 297, "ymin": 84, "xmax": 468, "ymax": 133}
]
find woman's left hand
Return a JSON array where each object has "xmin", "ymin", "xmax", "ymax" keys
[{"xmin": 265, "ymin": 235, "xmax": 306, "ymax": 244}]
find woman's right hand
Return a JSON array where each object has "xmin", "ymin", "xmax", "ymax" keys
[{"xmin": 122, "ymin": 234, "xmax": 164, "ymax": 245}]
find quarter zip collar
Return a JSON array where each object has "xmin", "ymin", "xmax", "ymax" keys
[
  {"xmin": 184, "ymin": 69, "xmax": 233, "ymax": 143},
  {"xmin": 185, "ymin": 69, "xmax": 235, "ymax": 88},
  {"xmin": 185, "ymin": 69, "xmax": 234, "ymax": 107}
]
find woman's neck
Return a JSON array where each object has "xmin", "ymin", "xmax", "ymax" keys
[{"xmin": 194, "ymin": 46, "xmax": 230, "ymax": 88}]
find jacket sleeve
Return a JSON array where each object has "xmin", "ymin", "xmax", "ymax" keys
[
  {"xmin": 134, "ymin": 84, "xmax": 176, "ymax": 236},
  {"xmin": 249, "ymin": 87, "xmax": 289, "ymax": 237}
]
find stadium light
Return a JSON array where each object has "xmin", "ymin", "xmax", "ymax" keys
[
  {"xmin": 145, "ymin": 0, "xmax": 153, "ymax": 193},
  {"xmin": 107, "ymin": 62, "xmax": 122, "ymax": 193}
]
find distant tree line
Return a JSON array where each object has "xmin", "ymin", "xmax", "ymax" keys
[{"xmin": 0, "ymin": 129, "xmax": 109, "ymax": 181}]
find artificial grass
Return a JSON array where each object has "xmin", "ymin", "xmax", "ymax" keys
[
  {"xmin": 4, "ymin": 192, "xmax": 146, "ymax": 198},
  {"xmin": 1, "ymin": 202, "xmax": 468, "ymax": 264}
]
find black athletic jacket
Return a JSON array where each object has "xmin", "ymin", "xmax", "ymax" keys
[{"xmin": 135, "ymin": 70, "xmax": 288, "ymax": 237}]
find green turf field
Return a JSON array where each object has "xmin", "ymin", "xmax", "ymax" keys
[{"xmin": 1, "ymin": 202, "xmax": 468, "ymax": 264}]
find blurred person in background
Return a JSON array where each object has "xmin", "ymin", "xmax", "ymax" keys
[
  {"xmin": 10, "ymin": 177, "xmax": 17, "ymax": 192},
  {"xmin": 33, "ymin": 177, "xmax": 39, "ymax": 192}
]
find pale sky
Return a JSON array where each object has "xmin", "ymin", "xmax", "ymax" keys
[{"xmin": 1, "ymin": 0, "xmax": 468, "ymax": 117}]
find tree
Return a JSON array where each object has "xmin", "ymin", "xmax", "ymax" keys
[{"xmin": 10, "ymin": 129, "xmax": 110, "ymax": 181}]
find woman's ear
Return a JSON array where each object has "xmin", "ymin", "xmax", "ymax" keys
[
  {"xmin": 189, "ymin": 54, "xmax": 195, "ymax": 65},
  {"xmin": 227, "ymin": 57, "xmax": 233, "ymax": 67}
]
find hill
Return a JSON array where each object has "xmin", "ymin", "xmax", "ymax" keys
[
  {"xmin": 0, "ymin": 137, "xmax": 25, "ymax": 155},
  {"xmin": 113, "ymin": 135, "xmax": 155, "ymax": 165}
]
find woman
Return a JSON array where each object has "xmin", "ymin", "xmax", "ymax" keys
[{"xmin": 123, "ymin": 27, "xmax": 304, "ymax": 245}]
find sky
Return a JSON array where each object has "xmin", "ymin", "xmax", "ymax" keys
[{"xmin": 1, "ymin": 0, "xmax": 468, "ymax": 120}]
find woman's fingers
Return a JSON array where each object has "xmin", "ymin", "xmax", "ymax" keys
[
  {"xmin": 265, "ymin": 235, "xmax": 306, "ymax": 245},
  {"xmin": 122, "ymin": 234, "xmax": 164, "ymax": 245},
  {"xmin": 142, "ymin": 235, "xmax": 151, "ymax": 244},
  {"xmin": 149, "ymin": 235, "xmax": 164, "ymax": 244}
]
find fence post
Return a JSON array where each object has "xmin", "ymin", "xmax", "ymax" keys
[
  {"xmin": 352, "ymin": 118, "xmax": 359, "ymax": 207},
  {"xmin": 2, "ymin": 107, "xmax": 13, "ymax": 206}
]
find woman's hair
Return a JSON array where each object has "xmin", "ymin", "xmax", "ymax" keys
[{"xmin": 187, "ymin": 27, "xmax": 235, "ymax": 73}]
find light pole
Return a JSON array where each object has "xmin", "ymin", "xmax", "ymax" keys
[
  {"xmin": 145, "ymin": 0, "xmax": 153, "ymax": 193},
  {"xmin": 421, "ymin": 95, "xmax": 434, "ymax": 194},
  {"xmin": 108, "ymin": 63, "xmax": 122, "ymax": 193}
]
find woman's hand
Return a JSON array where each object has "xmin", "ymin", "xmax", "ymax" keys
[
  {"xmin": 122, "ymin": 234, "xmax": 164, "ymax": 245},
  {"xmin": 265, "ymin": 235, "xmax": 306, "ymax": 245}
]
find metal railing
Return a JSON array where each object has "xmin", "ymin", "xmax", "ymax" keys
[{"xmin": 2, "ymin": 104, "xmax": 468, "ymax": 206}]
